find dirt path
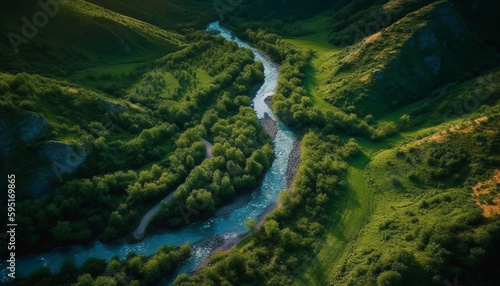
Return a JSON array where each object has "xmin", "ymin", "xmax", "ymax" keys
[
  {"xmin": 132, "ymin": 138, "xmax": 213, "ymax": 240},
  {"xmin": 133, "ymin": 191, "xmax": 176, "ymax": 240},
  {"xmin": 202, "ymin": 139, "xmax": 213, "ymax": 159}
]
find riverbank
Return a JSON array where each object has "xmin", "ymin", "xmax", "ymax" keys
[
  {"xmin": 198, "ymin": 137, "xmax": 302, "ymax": 268},
  {"xmin": 9, "ymin": 21, "xmax": 299, "ymax": 282},
  {"xmin": 285, "ymin": 139, "xmax": 301, "ymax": 189},
  {"xmin": 132, "ymin": 139, "xmax": 213, "ymax": 240}
]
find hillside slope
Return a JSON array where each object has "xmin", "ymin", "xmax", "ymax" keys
[
  {"xmin": 171, "ymin": 1, "xmax": 500, "ymax": 285},
  {"xmin": 0, "ymin": 0, "xmax": 188, "ymax": 77},
  {"xmin": 320, "ymin": 1, "xmax": 493, "ymax": 117}
]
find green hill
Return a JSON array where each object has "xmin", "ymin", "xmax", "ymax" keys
[
  {"xmin": 0, "ymin": 0, "xmax": 275, "ymax": 258},
  {"xmin": 170, "ymin": 1, "xmax": 500, "ymax": 286},
  {"xmin": 1, "ymin": 0, "xmax": 500, "ymax": 285},
  {"xmin": 319, "ymin": 1, "xmax": 494, "ymax": 117},
  {"xmin": 0, "ymin": 0, "xmax": 190, "ymax": 77}
]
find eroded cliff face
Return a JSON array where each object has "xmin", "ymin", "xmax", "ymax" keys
[
  {"xmin": 403, "ymin": 2, "xmax": 463, "ymax": 74},
  {"xmin": 1, "ymin": 112, "xmax": 87, "ymax": 198},
  {"xmin": 0, "ymin": 112, "xmax": 48, "ymax": 157},
  {"xmin": 379, "ymin": 2, "xmax": 487, "ymax": 107},
  {"xmin": 18, "ymin": 112, "xmax": 50, "ymax": 142}
]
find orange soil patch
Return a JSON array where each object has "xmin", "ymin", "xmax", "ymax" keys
[
  {"xmin": 343, "ymin": 50, "xmax": 360, "ymax": 63},
  {"xmin": 68, "ymin": 88, "xmax": 79, "ymax": 94},
  {"xmin": 428, "ymin": 130, "xmax": 449, "ymax": 143},
  {"xmin": 475, "ymin": 116, "xmax": 488, "ymax": 125},
  {"xmin": 365, "ymin": 32, "xmax": 382, "ymax": 44},
  {"xmin": 472, "ymin": 170, "xmax": 500, "ymax": 218},
  {"xmin": 460, "ymin": 124, "xmax": 474, "ymax": 134},
  {"xmin": 383, "ymin": 0, "xmax": 405, "ymax": 11},
  {"xmin": 425, "ymin": 116, "xmax": 489, "ymax": 144},
  {"xmin": 360, "ymin": 75, "xmax": 370, "ymax": 83}
]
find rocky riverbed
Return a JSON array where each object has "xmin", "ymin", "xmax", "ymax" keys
[
  {"xmin": 259, "ymin": 112, "xmax": 278, "ymax": 139},
  {"xmin": 285, "ymin": 140, "xmax": 302, "ymax": 189}
]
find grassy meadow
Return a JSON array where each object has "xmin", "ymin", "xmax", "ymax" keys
[{"xmin": 1, "ymin": 0, "xmax": 500, "ymax": 285}]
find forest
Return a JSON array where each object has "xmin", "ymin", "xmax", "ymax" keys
[
  {"xmin": 1, "ymin": 31, "xmax": 275, "ymax": 255},
  {"xmin": 1, "ymin": 0, "xmax": 500, "ymax": 285}
]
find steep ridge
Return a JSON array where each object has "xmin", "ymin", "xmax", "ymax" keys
[{"xmin": 319, "ymin": 1, "xmax": 493, "ymax": 117}]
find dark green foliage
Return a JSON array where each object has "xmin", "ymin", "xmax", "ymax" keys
[
  {"xmin": 174, "ymin": 132, "xmax": 360, "ymax": 285},
  {"xmin": 79, "ymin": 258, "xmax": 107, "ymax": 278},
  {"xmin": 1, "ymin": 13, "xmax": 272, "ymax": 255},
  {"xmin": 19, "ymin": 244, "xmax": 190, "ymax": 286},
  {"xmin": 219, "ymin": 0, "xmax": 336, "ymax": 37},
  {"xmin": 21, "ymin": 267, "xmax": 52, "ymax": 286}
]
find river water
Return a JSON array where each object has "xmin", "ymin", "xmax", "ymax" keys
[{"xmin": 2, "ymin": 21, "xmax": 297, "ymax": 284}]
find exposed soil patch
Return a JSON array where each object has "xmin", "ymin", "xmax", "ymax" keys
[
  {"xmin": 264, "ymin": 95, "xmax": 273, "ymax": 109},
  {"xmin": 285, "ymin": 140, "xmax": 302, "ymax": 189},
  {"xmin": 365, "ymin": 32, "xmax": 382, "ymax": 44},
  {"xmin": 68, "ymin": 88, "xmax": 79, "ymax": 94},
  {"xmin": 202, "ymin": 139, "xmax": 213, "ymax": 159},
  {"xmin": 360, "ymin": 75, "xmax": 370, "ymax": 83},
  {"xmin": 420, "ymin": 116, "xmax": 489, "ymax": 145},
  {"xmin": 472, "ymin": 170, "xmax": 500, "ymax": 218}
]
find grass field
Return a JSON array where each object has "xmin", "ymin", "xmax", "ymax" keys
[
  {"xmin": 282, "ymin": 13, "xmax": 500, "ymax": 281},
  {"xmin": 293, "ymin": 101, "xmax": 500, "ymax": 284},
  {"xmin": 283, "ymin": 11, "xmax": 344, "ymax": 113}
]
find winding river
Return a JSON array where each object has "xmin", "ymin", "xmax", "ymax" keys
[{"xmin": 2, "ymin": 22, "xmax": 298, "ymax": 284}]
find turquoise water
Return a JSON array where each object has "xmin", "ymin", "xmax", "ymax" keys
[{"xmin": 2, "ymin": 21, "xmax": 297, "ymax": 284}]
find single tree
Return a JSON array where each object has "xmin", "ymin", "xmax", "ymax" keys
[{"xmin": 244, "ymin": 218, "xmax": 257, "ymax": 235}]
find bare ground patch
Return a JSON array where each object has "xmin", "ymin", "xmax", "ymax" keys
[{"xmin": 472, "ymin": 170, "xmax": 500, "ymax": 218}]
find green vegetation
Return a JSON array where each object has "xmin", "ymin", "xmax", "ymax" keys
[
  {"xmin": 245, "ymin": 218, "xmax": 257, "ymax": 235},
  {"xmin": 21, "ymin": 244, "xmax": 191, "ymax": 286},
  {"xmin": 332, "ymin": 114, "xmax": 500, "ymax": 285},
  {"xmin": 0, "ymin": 0, "xmax": 187, "ymax": 78},
  {"xmin": 174, "ymin": 132, "xmax": 360, "ymax": 286},
  {"xmin": 219, "ymin": 0, "xmax": 335, "ymax": 36},
  {"xmin": 2, "ymin": 0, "xmax": 500, "ymax": 285},
  {"xmin": 1, "ymin": 1, "xmax": 274, "ymax": 257},
  {"xmin": 173, "ymin": 0, "xmax": 500, "ymax": 285}
]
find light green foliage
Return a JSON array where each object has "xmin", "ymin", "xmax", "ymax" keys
[
  {"xmin": 174, "ymin": 132, "xmax": 360, "ymax": 286},
  {"xmin": 172, "ymin": 1, "xmax": 500, "ymax": 285},
  {"xmin": 244, "ymin": 218, "xmax": 257, "ymax": 234}
]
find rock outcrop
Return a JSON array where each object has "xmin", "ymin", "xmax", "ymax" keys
[
  {"xmin": 99, "ymin": 99, "xmax": 124, "ymax": 113},
  {"xmin": 43, "ymin": 141, "xmax": 88, "ymax": 175},
  {"xmin": 19, "ymin": 112, "xmax": 49, "ymax": 142},
  {"xmin": 259, "ymin": 112, "xmax": 278, "ymax": 139}
]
